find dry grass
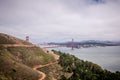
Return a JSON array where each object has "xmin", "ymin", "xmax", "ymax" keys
[
  {"xmin": 0, "ymin": 33, "xmax": 31, "ymax": 45},
  {"xmin": 7, "ymin": 46, "xmax": 55, "ymax": 67},
  {"xmin": 0, "ymin": 46, "xmax": 56, "ymax": 80},
  {"xmin": 38, "ymin": 63, "xmax": 63, "ymax": 80},
  {"xmin": 0, "ymin": 47, "xmax": 40, "ymax": 80}
]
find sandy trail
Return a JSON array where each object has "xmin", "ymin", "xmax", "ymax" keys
[
  {"xmin": 33, "ymin": 66, "xmax": 46, "ymax": 80},
  {"xmin": 0, "ymin": 44, "xmax": 59, "ymax": 80},
  {"xmin": 0, "ymin": 44, "xmax": 36, "ymax": 47},
  {"xmin": 32, "ymin": 48, "xmax": 59, "ymax": 80},
  {"xmin": 33, "ymin": 61, "xmax": 58, "ymax": 80}
]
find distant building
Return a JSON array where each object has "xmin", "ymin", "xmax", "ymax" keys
[{"xmin": 26, "ymin": 36, "xmax": 29, "ymax": 42}]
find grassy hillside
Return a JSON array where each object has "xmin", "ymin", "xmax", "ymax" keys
[
  {"xmin": 0, "ymin": 33, "xmax": 31, "ymax": 45},
  {"xmin": 0, "ymin": 33, "xmax": 56, "ymax": 80},
  {"xmin": 38, "ymin": 63, "xmax": 63, "ymax": 80},
  {"xmin": 0, "ymin": 47, "xmax": 40, "ymax": 80},
  {"xmin": 7, "ymin": 47, "xmax": 55, "ymax": 67}
]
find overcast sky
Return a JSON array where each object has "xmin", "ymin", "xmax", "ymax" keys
[{"xmin": 0, "ymin": 0, "xmax": 120, "ymax": 43}]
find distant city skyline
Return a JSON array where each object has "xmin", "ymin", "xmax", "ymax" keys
[{"xmin": 0, "ymin": 0, "xmax": 120, "ymax": 43}]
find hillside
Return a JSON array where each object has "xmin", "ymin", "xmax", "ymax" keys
[
  {"xmin": 0, "ymin": 33, "xmax": 31, "ymax": 45},
  {"xmin": 0, "ymin": 33, "xmax": 59, "ymax": 80}
]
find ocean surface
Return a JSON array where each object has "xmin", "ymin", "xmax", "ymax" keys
[{"xmin": 48, "ymin": 46, "xmax": 120, "ymax": 72}]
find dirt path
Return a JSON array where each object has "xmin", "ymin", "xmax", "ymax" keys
[
  {"xmin": 33, "ymin": 47, "xmax": 59, "ymax": 80},
  {"xmin": 32, "ymin": 48, "xmax": 59, "ymax": 80},
  {"xmin": 0, "ymin": 44, "xmax": 59, "ymax": 80},
  {"xmin": 33, "ymin": 61, "xmax": 58, "ymax": 80},
  {"xmin": 33, "ymin": 48, "xmax": 59, "ymax": 80},
  {"xmin": 0, "ymin": 44, "xmax": 36, "ymax": 47},
  {"xmin": 33, "ymin": 67, "xmax": 46, "ymax": 80}
]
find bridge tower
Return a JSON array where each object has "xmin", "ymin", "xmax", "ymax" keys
[
  {"xmin": 26, "ymin": 36, "xmax": 29, "ymax": 42},
  {"xmin": 71, "ymin": 38, "xmax": 74, "ymax": 50}
]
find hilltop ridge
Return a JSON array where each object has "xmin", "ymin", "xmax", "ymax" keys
[{"xmin": 0, "ymin": 33, "xmax": 32, "ymax": 45}]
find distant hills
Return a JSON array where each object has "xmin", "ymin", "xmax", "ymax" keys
[{"xmin": 48, "ymin": 40, "xmax": 120, "ymax": 48}]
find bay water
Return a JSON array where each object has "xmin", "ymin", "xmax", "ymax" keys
[{"xmin": 48, "ymin": 46, "xmax": 120, "ymax": 72}]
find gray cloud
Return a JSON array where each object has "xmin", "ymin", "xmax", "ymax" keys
[{"xmin": 0, "ymin": 0, "xmax": 120, "ymax": 42}]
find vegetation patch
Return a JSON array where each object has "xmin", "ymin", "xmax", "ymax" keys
[
  {"xmin": 38, "ymin": 63, "xmax": 63, "ymax": 80},
  {"xmin": 53, "ymin": 50, "xmax": 120, "ymax": 80}
]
